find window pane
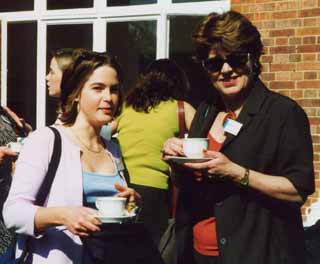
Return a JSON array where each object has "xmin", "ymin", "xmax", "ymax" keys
[
  {"xmin": 47, "ymin": 0, "xmax": 93, "ymax": 10},
  {"xmin": 107, "ymin": 21, "xmax": 156, "ymax": 93},
  {"xmin": 107, "ymin": 0, "xmax": 156, "ymax": 6},
  {"xmin": 172, "ymin": 0, "xmax": 214, "ymax": 3},
  {"xmin": 7, "ymin": 22, "xmax": 37, "ymax": 129},
  {"xmin": 0, "ymin": 0, "xmax": 33, "ymax": 12},
  {"xmin": 46, "ymin": 24, "xmax": 93, "ymax": 125},
  {"xmin": 169, "ymin": 15, "xmax": 209, "ymax": 107}
]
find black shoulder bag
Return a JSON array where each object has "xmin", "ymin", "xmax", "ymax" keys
[{"xmin": 3, "ymin": 127, "xmax": 62, "ymax": 264}]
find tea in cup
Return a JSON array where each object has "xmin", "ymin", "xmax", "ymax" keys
[
  {"xmin": 183, "ymin": 138, "xmax": 209, "ymax": 158},
  {"xmin": 95, "ymin": 197, "xmax": 126, "ymax": 216}
]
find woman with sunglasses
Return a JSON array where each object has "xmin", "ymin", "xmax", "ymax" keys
[{"xmin": 161, "ymin": 11, "xmax": 314, "ymax": 264}]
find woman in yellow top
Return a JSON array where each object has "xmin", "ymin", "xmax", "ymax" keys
[{"xmin": 116, "ymin": 59, "xmax": 195, "ymax": 245}]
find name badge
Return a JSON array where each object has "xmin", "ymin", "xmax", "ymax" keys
[{"xmin": 223, "ymin": 119, "xmax": 243, "ymax": 136}]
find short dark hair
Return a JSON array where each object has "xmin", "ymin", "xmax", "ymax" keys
[
  {"xmin": 125, "ymin": 59, "xmax": 190, "ymax": 113},
  {"xmin": 59, "ymin": 51, "xmax": 124, "ymax": 125},
  {"xmin": 192, "ymin": 10, "xmax": 264, "ymax": 76}
]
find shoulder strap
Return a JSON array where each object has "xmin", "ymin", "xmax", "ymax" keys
[
  {"xmin": 177, "ymin": 101, "xmax": 187, "ymax": 138},
  {"xmin": 35, "ymin": 127, "xmax": 62, "ymax": 206}
]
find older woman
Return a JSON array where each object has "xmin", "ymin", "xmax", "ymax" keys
[
  {"xmin": 162, "ymin": 11, "xmax": 314, "ymax": 264},
  {"xmin": 3, "ymin": 51, "xmax": 140, "ymax": 263}
]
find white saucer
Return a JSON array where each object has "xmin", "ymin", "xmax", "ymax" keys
[
  {"xmin": 95, "ymin": 212, "xmax": 136, "ymax": 223},
  {"xmin": 167, "ymin": 156, "xmax": 212, "ymax": 164}
]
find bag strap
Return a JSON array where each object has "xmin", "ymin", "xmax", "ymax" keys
[
  {"xmin": 35, "ymin": 126, "xmax": 62, "ymax": 206},
  {"xmin": 171, "ymin": 101, "xmax": 187, "ymax": 218}
]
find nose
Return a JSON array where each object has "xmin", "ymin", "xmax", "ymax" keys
[
  {"xmin": 102, "ymin": 88, "xmax": 111, "ymax": 101},
  {"xmin": 46, "ymin": 73, "xmax": 50, "ymax": 81},
  {"xmin": 220, "ymin": 61, "xmax": 233, "ymax": 73}
]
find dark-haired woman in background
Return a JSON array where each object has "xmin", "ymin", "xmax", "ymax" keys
[
  {"xmin": 116, "ymin": 59, "xmax": 195, "ymax": 245},
  {"xmin": 162, "ymin": 11, "xmax": 314, "ymax": 264}
]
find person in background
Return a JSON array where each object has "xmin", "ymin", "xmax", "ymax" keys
[
  {"xmin": 3, "ymin": 51, "xmax": 140, "ymax": 263},
  {"xmin": 115, "ymin": 58, "xmax": 196, "ymax": 245},
  {"xmin": 162, "ymin": 11, "xmax": 315, "ymax": 264},
  {"xmin": 0, "ymin": 106, "xmax": 31, "ymax": 256},
  {"xmin": 47, "ymin": 48, "xmax": 84, "ymax": 98}
]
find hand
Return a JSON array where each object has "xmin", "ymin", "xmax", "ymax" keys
[
  {"xmin": 62, "ymin": 206, "xmax": 101, "ymax": 237},
  {"xmin": 184, "ymin": 150, "xmax": 241, "ymax": 180},
  {"xmin": 161, "ymin": 137, "xmax": 184, "ymax": 159},
  {"xmin": 114, "ymin": 183, "xmax": 142, "ymax": 206},
  {"xmin": 3, "ymin": 106, "xmax": 32, "ymax": 134},
  {"xmin": 0, "ymin": 146, "xmax": 17, "ymax": 164}
]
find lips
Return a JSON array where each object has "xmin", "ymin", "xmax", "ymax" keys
[
  {"xmin": 99, "ymin": 107, "xmax": 112, "ymax": 114},
  {"xmin": 219, "ymin": 75, "xmax": 239, "ymax": 87}
]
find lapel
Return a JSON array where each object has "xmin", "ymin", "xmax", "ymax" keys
[{"xmin": 222, "ymin": 79, "xmax": 268, "ymax": 149}]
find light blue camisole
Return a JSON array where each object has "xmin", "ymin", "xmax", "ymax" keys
[{"xmin": 83, "ymin": 170, "xmax": 125, "ymax": 209}]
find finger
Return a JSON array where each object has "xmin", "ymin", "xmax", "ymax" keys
[
  {"xmin": 3, "ymin": 106, "xmax": 23, "ymax": 128},
  {"xmin": 114, "ymin": 183, "xmax": 126, "ymax": 192},
  {"xmin": 79, "ymin": 219, "xmax": 100, "ymax": 233},
  {"xmin": 203, "ymin": 150, "xmax": 220, "ymax": 158},
  {"xmin": 184, "ymin": 160, "xmax": 213, "ymax": 170}
]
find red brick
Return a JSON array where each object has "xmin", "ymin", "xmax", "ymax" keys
[
  {"xmin": 297, "ymin": 45, "xmax": 320, "ymax": 53},
  {"xmin": 270, "ymin": 46, "xmax": 296, "ymax": 54},
  {"xmin": 270, "ymin": 81, "xmax": 295, "ymax": 89},
  {"xmin": 290, "ymin": 90, "xmax": 303, "ymax": 98},
  {"xmin": 270, "ymin": 64, "xmax": 296, "ymax": 72},
  {"xmin": 297, "ymin": 27, "xmax": 320, "ymax": 36},
  {"xmin": 276, "ymin": 38, "xmax": 289, "ymax": 45},
  {"xmin": 261, "ymin": 55, "xmax": 273, "ymax": 63},
  {"xmin": 304, "ymin": 72, "xmax": 318, "ymax": 79},
  {"xmin": 297, "ymin": 81, "xmax": 320, "ymax": 89},
  {"xmin": 260, "ymin": 72, "xmax": 275, "ymax": 81},
  {"xmin": 304, "ymin": 17, "xmax": 318, "ymax": 27},
  {"xmin": 270, "ymin": 29, "xmax": 295, "ymax": 38},
  {"xmin": 303, "ymin": 54, "xmax": 317, "ymax": 61},
  {"xmin": 299, "ymin": 8, "xmax": 320, "ymax": 17},
  {"xmin": 296, "ymin": 99, "xmax": 320, "ymax": 107},
  {"xmin": 298, "ymin": 62, "xmax": 320, "ymax": 71},
  {"xmin": 273, "ymin": 11, "xmax": 298, "ymax": 19},
  {"xmin": 303, "ymin": 36, "xmax": 317, "ymax": 44}
]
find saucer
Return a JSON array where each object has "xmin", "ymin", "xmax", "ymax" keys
[
  {"xmin": 167, "ymin": 156, "xmax": 212, "ymax": 164},
  {"xmin": 95, "ymin": 212, "xmax": 136, "ymax": 223}
]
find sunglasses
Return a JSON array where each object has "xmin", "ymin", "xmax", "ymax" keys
[{"xmin": 202, "ymin": 53, "xmax": 251, "ymax": 72}]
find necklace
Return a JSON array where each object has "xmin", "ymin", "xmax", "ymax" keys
[{"xmin": 71, "ymin": 129, "xmax": 104, "ymax": 154}]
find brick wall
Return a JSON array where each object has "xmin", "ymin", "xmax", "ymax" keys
[{"xmin": 231, "ymin": 0, "xmax": 320, "ymax": 220}]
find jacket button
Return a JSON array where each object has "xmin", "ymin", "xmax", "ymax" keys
[
  {"xmin": 215, "ymin": 201, "xmax": 223, "ymax": 207},
  {"xmin": 220, "ymin": 238, "xmax": 227, "ymax": 245}
]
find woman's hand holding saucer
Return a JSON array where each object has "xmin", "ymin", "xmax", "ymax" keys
[
  {"xmin": 62, "ymin": 206, "xmax": 101, "ymax": 237},
  {"xmin": 184, "ymin": 150, "xmax": 242, "ymax": 181},
  {"xmin": 161, "ymin": 137, "xmax": 184, "ymax": 159}
]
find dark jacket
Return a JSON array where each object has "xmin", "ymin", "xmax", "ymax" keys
[{"xmin": 175, "ymin": 79, "xmax": 315, "ymax": 264}]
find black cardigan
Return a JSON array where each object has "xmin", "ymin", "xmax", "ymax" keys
[{"xmin": 175, "ymin": 79, "xmax": 315, "ymax": 264}]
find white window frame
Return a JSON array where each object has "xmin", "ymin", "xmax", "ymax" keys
[{"xmin": 1, "ymin": 0, "xmax": 230, "ymax": 128}]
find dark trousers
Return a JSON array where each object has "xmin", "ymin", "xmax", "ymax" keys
[
  {"xmin": 82, "ymin": 223, "xmax": 164, "ymax": 264},
  {"xmin": 305, "ymin": 221, "xmax": 320, "ymax": 264},
  {"xmin": 193, "ymin": 250, "xmax": 219, "ymax": 264},
  {"xmin": 129, "ymin": 183, "xmax": 170, "ymax": 246}
]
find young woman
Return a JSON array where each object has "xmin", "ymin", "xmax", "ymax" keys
[
  {"xmin": 116, "ymin": 59, "xmax": 195, "ymax": 245},
  {"xmin": 162, "ymin": 11, "xmax": 314, "ymax": 264},
  {"xmin": 4, "ymin": 51, "xmax": 140, "ymax": 263}
]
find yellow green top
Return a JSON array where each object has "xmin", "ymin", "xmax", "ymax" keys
[{"xmin": 116, "ymin": 100, "xmax": 179, "ymax": 189}]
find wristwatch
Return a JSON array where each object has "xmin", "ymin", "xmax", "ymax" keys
[{"xmin": 239, "ymin": 168, "xmax": 250, "ymax": 186}]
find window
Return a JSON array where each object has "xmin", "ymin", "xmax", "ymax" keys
[
  {"xmin": 107, "ymin": 20, "xmax": 156, "ymax": 91},
  {"xmin": 1, "ymin": 0, "xmax": 229, "ymax": 127},
  {"xmin": 47, "ymin": 0, "xmax": 93, "ymax": 10},
  {"xmin": 7, "ymin": 22, "xmax": 37, "ymax": 128},
  {"xmin": 0, "ymin": 1, "xmax": 33, "ymax": 12},
  {"xmin": 107, "ymin": 0, "xmax": 157, "ymax": 6}
]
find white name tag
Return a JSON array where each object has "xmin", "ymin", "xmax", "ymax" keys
[{"xmin": 223, "ymin": 119, "xmax": 243, "ymax": 136}]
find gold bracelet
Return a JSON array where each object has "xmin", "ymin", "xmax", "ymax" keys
[{"xmin": 239, "ymin": 167, "xmax": 250, "ymax": 186}]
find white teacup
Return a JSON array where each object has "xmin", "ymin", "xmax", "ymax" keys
[
  {"xmin": 7, "ymin": 142, "xmax": 23, "ymax": 153},
  {"xmin": 183, "ymin": 138, "xmax": 209, "ymax": 158},
  {"xmin": 95, "ymin": 197, "xmax": 126, "ymax": 217}
]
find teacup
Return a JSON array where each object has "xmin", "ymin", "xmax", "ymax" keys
[
  {"xmin": 7, "ymin": 142, "xmax": 23, "ymax": 153},
  {"xmin": 183, "ymin": 138, "xmax": 209, "ymax": 158},
  {"xmin": 95, "ymin": 197, "xmax": 126, "ymax": 217}
]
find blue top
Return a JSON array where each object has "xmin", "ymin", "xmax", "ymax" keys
[{"xmin": 83, "ymin": 170, "xmax": 125, "ymax": 209}]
